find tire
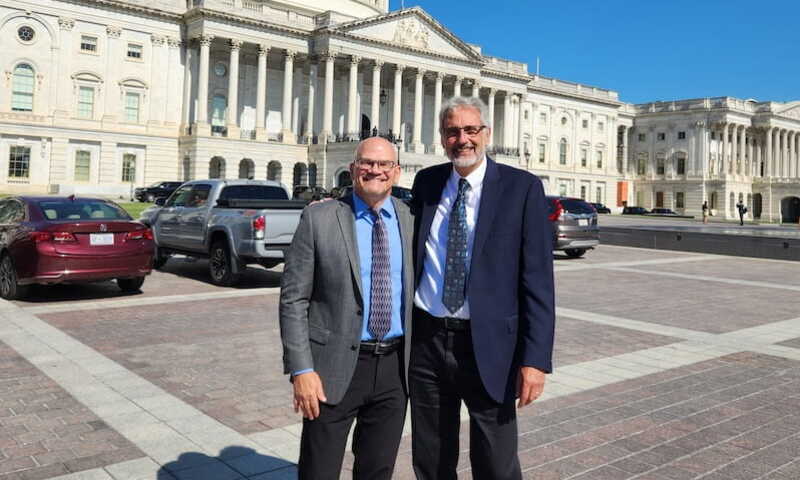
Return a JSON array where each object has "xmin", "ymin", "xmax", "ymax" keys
[
  {"xmin": 117, "ymin": 276, "xmax": 145, "ymax": 292},
  {"xmin": 564, "ymin": 248, "xmax": 586, "ymax": 258},
  {"xmin": 152, "ymin": 246, "xmax": 169, "ymax": 270},
  {"xmin": 0, "ymin": 254, "xmax": 29, "ymax": 300},
  {"xmin": 209, "ymin": 240, "xmax": 242, "ymax": 287}
]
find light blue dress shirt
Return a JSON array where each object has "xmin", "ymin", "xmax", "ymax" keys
[{"xmin": 353, "ymin": 193, "xmax": 404, "ymax": 341}]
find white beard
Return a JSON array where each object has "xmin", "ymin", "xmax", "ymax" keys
[{"xmin": 448, "ymin": 148, "xmax": 483, "ymax": 168}]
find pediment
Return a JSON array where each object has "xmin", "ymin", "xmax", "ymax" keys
[
  {"xmin": 329, "ymin": 7, "xmax": 483, "ymax": 62},
  {"xmin": 775, "ymin": 101, "xmax": 800, "ymax": 121}
]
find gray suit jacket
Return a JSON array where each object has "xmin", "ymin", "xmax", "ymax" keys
[{"xmin": 279, "ymin": 194, "xmax": 414, "ymax": 405}]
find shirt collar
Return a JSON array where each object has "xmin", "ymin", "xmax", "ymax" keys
[
  {"xmin": 353, "ymin": 191, "xmax": 396, "ymax": 220},
  {"xmin": 449, "ymin": 155, "xmax": 488, "ymax": 189}
]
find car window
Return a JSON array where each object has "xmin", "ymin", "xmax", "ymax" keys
[
  {"xmin": 37, "ymin": 200, "xmax": 130, "ymax": 221},
  {"xmin": 186, "ymin": 185, "xmax": 212, "ymax": 207},
  {"xmin": 166, "ymin": 186, "xmax": 194, "ymax": 207},
  {"xmin": 219, "ymin": 185, "xmax": 288, "ymax": 201},
  {"xmin": 559, "ymin": 199, "xmax": 595, "ymax": 214}
]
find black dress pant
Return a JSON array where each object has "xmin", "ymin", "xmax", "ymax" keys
[
  {"xmin": 410, "ymin": 311, "xmax": 521, "ymax": 480},
  {"xmin": 298, "ymin": 347, "xmax": 407, "ymax": 480}
]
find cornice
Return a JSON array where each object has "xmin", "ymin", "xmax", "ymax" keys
[
  {"xmin": 184, "ymin": 8, "xmax": 310, "ymax": 40},
  {"xmin": 528, "ymin": 84, "xmax": 623, "ymax": 108},
  {"xmin": 59, "ymin": 0, "xmax": 184, "ymax": 22}
]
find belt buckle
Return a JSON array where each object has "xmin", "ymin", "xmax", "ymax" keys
[
  {"xmin": 443, "ymin": 317, "xmax": 455, "ymax": 330},
  {"xmin": 373, "ymin": 341, "xmax": 382, "ymax": 355}
]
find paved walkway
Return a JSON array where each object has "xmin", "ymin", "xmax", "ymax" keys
[
  {"xmin": 600, "ymin": 214, "xmax": 800, "ymax": 239},
  {"xmin": 1, "ymin": 247, "xmax": 799, "ymax": 479}
]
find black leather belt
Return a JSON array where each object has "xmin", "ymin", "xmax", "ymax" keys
[
  {"xmin": 415, "ymin": 308, "xmax": 470, "ymax": 332},
  {"xmin": 360, "ymin": 337, "xmax": 402, "ymax": 355}
]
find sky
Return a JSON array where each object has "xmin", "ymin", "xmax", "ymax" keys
[{"xmin": 386, "ymin": 0, "xmax": 800, "ymax": 105}]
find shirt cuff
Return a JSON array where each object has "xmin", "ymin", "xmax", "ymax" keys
[{"xmin": 292, "ymin": 368, "xmax": 314, "ymax": 377}]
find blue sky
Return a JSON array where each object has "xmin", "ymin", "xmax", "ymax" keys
[{"xmin": 387, "ymin": 0, "xmax": 800, "ymax": 105}]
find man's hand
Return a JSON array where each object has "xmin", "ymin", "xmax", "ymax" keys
[
  {"xmin": 516, "ymin": 366, "xmax": 546, "ymax": 408},
  {"xmin": 293, "ymin": 372, "xmax": 327, "ymax": 420}
]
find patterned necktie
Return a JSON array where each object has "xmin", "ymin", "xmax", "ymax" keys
[
  {"xmin": 368, "ymin": 209, "xmax": 392, "ymax": 340},
  {"xmin": 442, "ymin": 178, "xmax": 470, "ymax": 314}
]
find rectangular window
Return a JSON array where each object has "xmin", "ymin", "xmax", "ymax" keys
[
  {"xmin": 77, "ymin": 86, "xmax": 94, "ymax": 119},
  {"xmin": 538, "ymin": 143, "xmax": 546, "ymax": 163},
  {"xmin": 75, "ymin": 150, "xmax": 91, "ymax": 181},
  {"xmin": 677, "ymin": 157, "xmax": 686, "ymax": 175},
  {"xmin": 580, "ymin": 185, "xmax": 586, "ymax": 200},
  {"xmin": 80, "ymin": 35, "xmax": 98, "ymax": 52},
  {"xmin": 676, "ymin": 192, "xmax": 685, "ymax": 208},
  {"xmin": 657, "ymin": 133, "xmax": 666, "ymax": 141},
  {"xmin": 598, "ymin": 122, "xmax": 604, "ymax": 131},
  {"xmin": 678, "ymin": 131, "xmax": 686, "ymax": 139},
  {"xmin": 657, "ymin": 157, "xmax": 665, "ymax": 175},
  {"xmin": 8, "ymin": 146, "xmax": 30, "ymax": 179},
  {"xmin": 539, "ymin": 113, "xmax": 547, "ymax": 123},
  {"xmin": 638, "ymin": 133, "xmax": 646, "ymax": 142},
  {"xmin": 124, "ymin": 92, "xmax": 140, "ymax": 123},
  {"xmin": 559, "ymin": 184, "xmax": 567, "ymax": 196},
  {"xmin": 596, "ymin": 150, "xmax": 603, "ymax": 168},
  {"xmin": 559, "ymin": 142, "xmax": 567, "ymax": 165},
  {"xmin": 596, "ymin": 186, "xmax": 602, "ymax": 204},
  {"xmin": 582, "ymin": 119, "xmax": 588, "ymax": 128},
  {"xmin": 711, "ymin": 132, "xmax": 716, "ymax": 140},
  {"xmin": 127, "ymin": 43, "xmax": 142, "ymax": 59},
  {"xmin": 580, "ymin": 148, "xmax": 588, "ymax": 167},
  {"xmin": 122, "ymin": 154, "xmax": 136, "ymax": 182}
]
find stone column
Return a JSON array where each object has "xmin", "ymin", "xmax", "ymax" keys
[
  {"xmin": 747, "ymin": 129, "xmax": 755, "ymax": 177},
  {"xmin": 392, "ymin": 65, "xmax": 404, "ymax": 140},
  {"xmin": 779, "ymin": 129, "xmax": 787, "ymax": 178},
  {"xmin": 472, "ymin": 79, "xmax": 480, "ymax": 98},
  {"xmin": 518, "ymin": 95, "xmax": 525, "ymax": 160},
  {"xmin": 765, "ymin": 127, "xmax": 773, "ymax": 177},
  {"xmin": 195, "ymin": 34, "xmax": 214, "ymax": 135},
  {"xmin": 322, "ymin": 52, "xmax": 335, "ymax": 141},
  {"xmin": 281, "ymin": 50, "xmax": 296, "ymax": 143},
  {"xmin": 371, "ymin": 61, "xmax": 383, "ymax": 134},
  {"xmin": 165, "ymin": 37, "xmax": 182, "ymax": 126},
  {"xmin": 55, "ymin": 17, "xmax": 76, "ymax": 119},
  {"xmin": 453, "ymin": 76, "xmax": 462, "ymax": 97},
  {"xmin": 412, "ymin": 69, "xmax": 425, "ymax": 153},
  {"xmin": 255, "ymin": 44, "xmax": 269, "ymax": 140},
  {"xmin": 226, "ymin": 39, "xmax": 242, "ymax": 137},
  {"xmin": 738, "ymin": 125, "xmax": 745, "ymax": 175},
  {"xmin": 720, "ymin": 123, "xmax": 728, "ymax": 176},
  {"xmin": 103, "ymin": 26, "xmax": 122, "ymax": 124},
  {"xmin": 304, "ymin": 59, "xmax": 317, "ymax": 143},
  {"xmin": 487, "ymin": 89, "xmax": 496, "ymax": 148},
  {"xmin": 433, "ymin": 72, "xmax": 443, "ymax": 155},
  {"xmin": 347, "ymin": 56, "xmax": 361, "ymax": 140},
  {"xmin": 292, "ymin": 62, "xmax": 302, "ymax": 139},
  {"xmin": 503, "ymin": 93, "xmax": 512, "ymax": 148}
]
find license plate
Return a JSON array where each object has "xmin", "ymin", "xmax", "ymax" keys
[
  {"xmin": 90, "ymin": 233, "xmax": 114, "ymax": 245},
  {"xmin": 578, "ymin": 219, "xmax": 589, "ymax": 226}
]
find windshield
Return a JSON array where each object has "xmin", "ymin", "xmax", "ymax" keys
[
  {"xmin": 38, "ymin": 200, "xmax": 131, "ymax": 221},
  {"xmin": 219, "ymin": 185, "xmax": 288, "ymax": 201},
  {"xmin": 560, "ymin": 199, "xmax": 595, "ymax": 214}
]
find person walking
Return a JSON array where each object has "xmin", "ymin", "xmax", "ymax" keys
[
  {"xmin": 279, "ymin": 137, "xmax": 414, "ymax": 480},
  {"xmin": 409, "ymin": 96, "xmax": 555, "ymax": 480},
  {"xmin": 736, "ymin": 199, "xmax": 747, "ymax": 226},
  {"xmin": 702, "ymin": 200, "xmax": 709, "ymax": 224}
]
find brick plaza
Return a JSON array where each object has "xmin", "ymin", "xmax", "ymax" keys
[{"xmin": 1, "ymin": 245, "xmax": 799, "ymax": 479}]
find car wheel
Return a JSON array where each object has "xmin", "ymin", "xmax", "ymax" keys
[
  {"xmin": 146, "ymin": 193, "xmax": 156, "ymax": 203},
  {"xmin": 152, "ymin": 246, "xmax": 169, "ymax": 270},
  {"xmin": 117, "ymin": 276, "xmax": 145, "ymax": 292},
  {"xmin": 0, "ymin": 254, "xmax": 29, "ymax": 300},
  {"xmin": 209, "ymin": 240, "xmax": 242, "ymax": 287},
  {"xmin": 564, "ymin": 248, "xmax": 586, "ymax": 258}
]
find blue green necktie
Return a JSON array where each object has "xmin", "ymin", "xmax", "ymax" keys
[{"xmin": 442, "ymin": 179, "xmax": 470, "ymax": 314}]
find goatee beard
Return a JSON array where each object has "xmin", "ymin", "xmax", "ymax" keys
[{"xmin": 449, "ymin": 151, "xmax": 482, "ymax": 169}]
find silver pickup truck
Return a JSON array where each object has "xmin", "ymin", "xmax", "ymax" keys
[{"xmin": 146, "ymin": 179, "xmax": 306, "ymax": 286}]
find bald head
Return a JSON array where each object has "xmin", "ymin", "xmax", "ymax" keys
[{"xmin": 355, "ymin": 137, "xmax": 398, "ymax": 164}]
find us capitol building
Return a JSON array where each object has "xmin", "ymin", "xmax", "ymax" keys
[{"xmin": 1, "ymin": 0, "xmax": 799, "ymax": 222}]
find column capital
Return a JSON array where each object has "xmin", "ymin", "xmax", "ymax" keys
[
  {"xmin": 167, "ymin": 36, "xmax": 182, "ymax": 48},
  {"xmin": 415, "ymin": 68, "xmax": 425, "ymax": 78},
  {"xmin": 487, "ymin": 87, "xmax": 496, "ymax": 97},
  {"xmin": 349, "ymin": 55, "xmax": 362, "ymax": 65},
  {"xmin": 229, "ymin": 39, "xmax": 244, "ymax": 51},
  {"xmin": 453, "ymin": 75, "xmax": 462, "ymax": 81},
  {"xmin": 430, "ymin": 71, "xmax": 443, "ymax": 80},
  {"xmin": 197, "ymin": 34, "xmax": 215, "ymax": 47},
  {"xmin": 285, "ymin": 49, "xmax": 297, "ymax": 60},
  {"xmin": 373, "ymin": 59, "xmax": 385, "ymax": 69},
  {"xmin": 395, "ymin": 64, "xmax": 406, "ymax": 73},
  {"xmin": 258, "ymin": 44, "xmax": 270, "ymax": 56},
  {"xmin": 321, "ymin": 50, "xmax": 337, "ymax": 61},
  {"xmin": 106, "ymin": 25, "xmax": 122, "ymax": 38},
  {"xmin": 151, "ymin": 34, "xmax": 166, "ymax": 46},
  {"xmin": 58, "ymin": 17, "xmax": 75, "ymax": 31}
]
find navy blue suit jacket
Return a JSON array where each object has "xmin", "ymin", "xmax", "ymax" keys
[{"xmin": 411, "ymin": 157, "xmax": 555, "ymax": 403}]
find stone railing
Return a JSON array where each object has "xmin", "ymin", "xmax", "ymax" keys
[
  {"xmin": 633, "ymin": 97, "xmax": 761, "ymax": 114},
  {"xmin": 190, "ymin": 0, "xmax": 316, "ymax": 28},
  {"xmin": 483, "ymin": 56, "xmax": 528, "ymax": 75},
  {"xmin": 530, "ymin": 75, "xmax": 620, "ymax": 102}
]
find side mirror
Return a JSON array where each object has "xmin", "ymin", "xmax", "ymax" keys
[{"xmin": 155, "ymin": 197, "xmax": 166, "ymax": 206}]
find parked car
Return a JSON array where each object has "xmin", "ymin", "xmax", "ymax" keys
[
  {"xmin": 649, "ymin": 208, "xmax": 678, "ymax": 216},
  {"xmin": 336, "ymin": 185, "xmax": 414, "ymax": 205},
  {"xmin": 149, "ymin": 180, "xmax": 306, "ymax": 286},
  {"xmin": 0, "ymin": 196, "xmax": 154, "ymax": 299},
  {"xmin": 622, "ymin": 206, "xmax": 650, "ymax": 215},
  {"xmin": 134, "ymin": 181, "xmax": 185, "ymax": 203},
  {"xmin": 546, "ymin": 196, "xmax": 599, "ymax": 258},
  {"xmin": 590, "ymin": 202, "xmax": 611, "ymax": 214},
  {"xmin": 292, "ymin": 185, "xmax": 329, "ymax": 202}
]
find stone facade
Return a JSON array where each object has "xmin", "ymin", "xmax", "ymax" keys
[{"xmin": 1, "ymin": 0, "xmax": 797, "ymax": 222}]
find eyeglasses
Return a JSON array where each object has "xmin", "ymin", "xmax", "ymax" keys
[
  {"xmin": 443, "ymin": 125, "xmax": 487, "ymax": 138},
  {"xmin": 356, "ymin": 159, "xmax": 398, "ymax": 172}
]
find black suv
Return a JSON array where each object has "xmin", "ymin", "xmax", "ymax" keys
[
  {"xmin": 622, "ymin": 206, "xmax": 650, "ymax": 215},
  {"xmin": 134, "ymin": 181, "xmax": 184, "ymax": 203},
  {"xmin": 590, "ymin": 202, "xmax": 612, "ymax": 214}
]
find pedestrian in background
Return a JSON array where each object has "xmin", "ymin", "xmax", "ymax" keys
[{"xmin": 702, "ymin": 201, "xmax": 709, "ymax": 224}]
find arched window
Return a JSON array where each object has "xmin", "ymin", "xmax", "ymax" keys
[
  {"xmin": 238, "ymin": 159, "xmax": 255, "ymax": 179},
  {"xmin": 558, "ymin": 138, "xmax": 568, "ymax": 165},
  {"xmin": 308, "ymin": 164, "xmax": 318, "ymax": 186},
  {"xmin": 209, "ymin": 157, "xmax": 225, "ymax": 179},
  {"xmin": 267, "ymin": 161, "xmax": 282, "ymax": 181},
  {"xmin": 12, "ymin": 64, "xmax": 35, "ymax": 112},
  {"xmin": 337, "ymin": 170, "xmax": 352, "ymax": 188},
  {"xmin": 293, "ymin": 163, "xmax": 308, "ymax": 187}
]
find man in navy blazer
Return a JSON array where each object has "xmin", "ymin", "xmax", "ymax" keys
[{"xmin": 409, "ymin": 96, "xmax": 555, "ymax": 479}]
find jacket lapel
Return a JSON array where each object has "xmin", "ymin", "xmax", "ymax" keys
[
  {"xmin": 469, "ymin": 157, "xmax": 500, "ymax": 275},
  {"xmin": 415, "ymin": 165, "xmax": 450, "ymax": 282},
  {"xmin": 336, "ymin": 197, "xmax": 363, "ymax": 300}
]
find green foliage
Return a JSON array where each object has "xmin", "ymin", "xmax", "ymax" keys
[{"xmin": 116, "ymin": 201, "xmax": 150, "ymax": 220}]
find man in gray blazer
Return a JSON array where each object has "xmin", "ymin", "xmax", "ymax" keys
[{"xmin": 280, "ymin": 137, "xmax": 414, "ymax": 480}]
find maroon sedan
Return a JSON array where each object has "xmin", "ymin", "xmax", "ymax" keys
[{"xmin": 0, "ymin": 196, "xmax": 154, "ymax": 300}]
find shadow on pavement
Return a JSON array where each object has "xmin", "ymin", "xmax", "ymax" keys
[
  {"xmin": 15, "ymin": 281, "xmax": 144, "ymax": 303},
  {"xmin": 157, "ymin": 257, "xmax": 282, "ymax": 289},
  {"xmin": 157, "ymin": 446, "xmax": 295, "ymax": 479}
]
